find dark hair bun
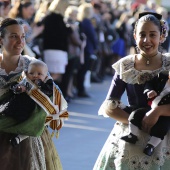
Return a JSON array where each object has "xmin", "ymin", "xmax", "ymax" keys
[{"xmin": 139, "ymin": 12, "xmax": 162, "ymax": 20}]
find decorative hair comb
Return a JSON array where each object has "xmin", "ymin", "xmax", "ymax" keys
[{"xmin": 139, "ymin": 12, "xmax": 162, "ymax": 20}]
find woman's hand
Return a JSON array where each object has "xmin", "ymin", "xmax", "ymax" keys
[
  {"xmin": 142, "ymin": 104, "xmax": 170, "ymax": 133},
  {"xmin": 142, "ymin": 109, "xmax": 159, "ymax": 133}
]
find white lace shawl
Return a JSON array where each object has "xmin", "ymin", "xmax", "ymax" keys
[{"xmin": 112, "ymin": 53, "xmax": 170, "ymax": 84}]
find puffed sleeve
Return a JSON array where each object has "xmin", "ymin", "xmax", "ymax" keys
[
  {"xmin": 106, "ymin": 72, "xmax": 126, "ymax": 100},
  {"xmin": 98, "ymin": 72, "xmax": 126, "ymax": 117}
]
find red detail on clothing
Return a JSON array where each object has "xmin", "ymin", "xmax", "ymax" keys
[{"xmin": 148, "ymin": 97, "xmax": 156, "ymax": 106}]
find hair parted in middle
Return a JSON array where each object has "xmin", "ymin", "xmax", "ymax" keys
[{"xmin": 134, "ymin": 12, "xmax": 168, "ymax": 42}]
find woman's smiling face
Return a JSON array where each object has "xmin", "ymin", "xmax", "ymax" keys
[
  {"xmin": 0, "ymin": 24, "xmax": 25, "ymax": 56},
  {"xmin": 134, "ymin": 21, "xmax": 162, "ymax": 56}
]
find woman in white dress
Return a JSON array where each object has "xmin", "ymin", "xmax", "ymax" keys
[{"xmin": 93, "ymin": 12, "xmax": 170, "ymax": 170}]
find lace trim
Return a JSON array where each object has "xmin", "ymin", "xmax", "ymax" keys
[
  {"xmin": 117, "ymin": 123, "xmax": 170, "ymax": 169},
  {"xmin": 0, "ymin": 55, "xmax": 33, "ymax": 75},
  {"xmin": 94, "ymin": 122, "xmax": 170, "ymax": 170},
  {"xmin": 30, "ymin": 137, "xmax": 46, "ymax": 170},
  {"xmin": 112, "ymin": 54, "xmax": 170, "ymax": 84},
  {"xmin": 0, "ymin": 55, "xmax": 35, "ymax": 96},
  {"xmin": 98, "ymin": 100, "xmax": 126, "ymax": 117}
]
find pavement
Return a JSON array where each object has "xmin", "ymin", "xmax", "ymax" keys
[{"xmin": 52, "ymin": 75, "xmax": 117, "ymax": 170}]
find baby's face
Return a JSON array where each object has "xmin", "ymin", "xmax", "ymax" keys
[{"xmin": 27, "ymin": 65, "xmax": 47, "ymax": 82}]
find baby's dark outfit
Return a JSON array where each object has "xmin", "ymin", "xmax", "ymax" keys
[{"xmin": 0, "ymin": 79, "xmax": 53, "ymax": 122}]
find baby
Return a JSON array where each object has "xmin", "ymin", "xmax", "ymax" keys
[
  {"xmin": 121, "ymin": 71, "xmax": 170, "ymax": 156},
  {"xmin": 0, "ymin": 60, "xmax": 53, "ymax": 147}
]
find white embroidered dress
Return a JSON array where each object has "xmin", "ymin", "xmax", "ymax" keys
[{"xmin": 94, "ymin": 53, "xmax": 170, "ymax": 170}]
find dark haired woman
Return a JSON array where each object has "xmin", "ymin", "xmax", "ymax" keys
[
  {"xmin": 0, "ymin": 18, "xmax": 63, "ymax": 170},
  {"xmin": 93, "ymin": 12, "xmax": 170, "ymax": 170}
]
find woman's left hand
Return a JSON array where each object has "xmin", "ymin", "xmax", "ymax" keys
[{"xmin": 142, "ymin": 109, "xmax": 159, "ymax": 133}]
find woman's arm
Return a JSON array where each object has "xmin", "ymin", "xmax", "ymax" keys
[
  {"xmin": 105, "ymin": 105, "xmax": 129, "ymax": 124},
  {"xmin": 99, "ymin": 73, "xmax": 129, "ymax": 124},
  {"xmin": 142, "ymin": 104, "xmax": 170, "ymax": 132},
  {"xmin": 156, "ymin": 104, "xmax": 170, "ymax": 117}
]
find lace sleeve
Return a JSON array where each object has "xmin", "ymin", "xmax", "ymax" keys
[
  {"xmin": 98, "ymin": 72, "xmax": 127, "ymax": 117},
  {"xmin": 98, "ymin": 99, "xmax": 126, "ymax": 117}
]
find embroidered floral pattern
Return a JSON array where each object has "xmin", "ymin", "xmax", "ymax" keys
[
  {"xmin": 93, "ymin": 54, "xmax": 170, "ymax": 170},
  {"xmin": 30, "ymin": 137, "xmax": 46, "ymax": 170},
  {"xmin": 93, "ymin": 122, "xmax": 170, "ymax": 170},
  {"xmin": 160, "ymin": 20, "xmax": 168, "ymax": 38}
]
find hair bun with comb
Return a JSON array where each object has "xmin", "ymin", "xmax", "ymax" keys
[{"xmin": 139, "ymin": 12, "xmax": 162, "ymax": 20}]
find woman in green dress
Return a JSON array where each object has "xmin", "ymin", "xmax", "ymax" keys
[{"xmin": 0, "ymin": 18, "xmax": 64, "ymax": 170}]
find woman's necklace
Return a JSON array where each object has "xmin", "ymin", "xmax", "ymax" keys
[{"xmin": 141, "ymin": 53, "xmax": 158, "ymax": 66}]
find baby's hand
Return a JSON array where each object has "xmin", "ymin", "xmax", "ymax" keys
[
  {"xmin": 12, "ymin": 85, "xmax": 26, "ymax": 94},
  {"xmin": 147, "ymin": 90, "xmax": 157, "ymax": 98},
  {"xmin": 34, "ymin": 79, "xmax": 43, "ymax": 87}
]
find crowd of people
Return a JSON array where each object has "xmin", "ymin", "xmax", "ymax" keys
[
  {"xmin": 1, "ymin": 0, "xmax": 170, "ymax": 102},
  {"xmin": 1, "ymin": 0, "xmax": 170, "ymax": 170}
]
